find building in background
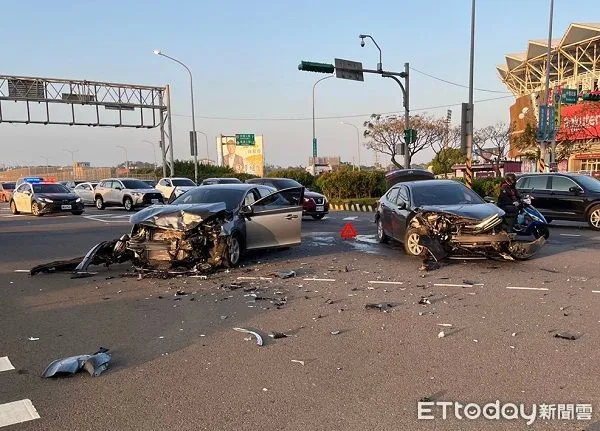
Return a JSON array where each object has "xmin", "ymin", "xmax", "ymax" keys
[
  {"xmin": 217, "ymin": 134, "xmax": 264, "ymax": 177},
  {"xmin": 499, "ymin": 23, "xmax": 600, "ymax": 175}
]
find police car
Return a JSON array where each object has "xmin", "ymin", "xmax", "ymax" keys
[{"xmin": 10, "ymin": 177, "xmax": 85, "ymax": 216}]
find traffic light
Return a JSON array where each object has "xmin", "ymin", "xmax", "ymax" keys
[
  {"xmin": 582, "ymin": 91, "xmax": 600, "ymax": 101},
  {"xmin": 298, "ymin": 61, "xmax": 335, "ymax": 74},
  {"xmin": 404, "ymin": 128, "xmax": 417, "ymax": 144}
]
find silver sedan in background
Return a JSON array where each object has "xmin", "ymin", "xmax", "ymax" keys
[{"xmin": 73, "ymin": 182, "xmax": 98, "ymax": 205}]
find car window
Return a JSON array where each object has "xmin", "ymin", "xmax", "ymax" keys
[
  {"xmin": 253, "ymin": 187, "xmax": 302, "ymax": 211},
  {"xmin": 74, "ymin": 184, "xmax": 84, "ymax": 190},
  {"xmin": 172, "ymin": 188, "xmax": 245, "ymax": 211},
  {"xmin": 33, "ymin": 184, "xmax": 70, "ymax": 193},
  {"xmin": 172, "ymin": 178, "xmax": 195, "ymax": 186},
  {"xmin": 158, "ymin": 179, "xmax": 167, "ymax": 186},
  {"xmin": 411, "ymin": 182, "xmax": 485, "ymax": 207},
  {"xmin": 551, "ymin": 176, "xmax": 578, "ymax": 192},
  {"xmin": 527, "ymin": 176, "xmax": 550, "ymax": 190},
  {"xmin": 257, "ymin": 186, "xmax": 274, "ymax": 198},
  {"xmin": 571, "ymin": 175, "xmax": 600, "ymax": 192},
  {"xmin": 398, "ymin": 186, "xmax": 410, "ymax": 205},
  {"xmin": 516, "ymin": 177, "xmax": 529, "ymax": 189},
  {"xmin": 15, "ymin": 184, "xmax": 30, "ymax": 193},
  {"xmin": 386, "ymin": 187, "xmax": 399, "ymax": 203},
  {"xmin": 244, "ymin": 190, "xmax": 258, "ymax": 206}
]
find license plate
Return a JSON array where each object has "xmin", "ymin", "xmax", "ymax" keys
[
  {"xmin": 61, "ymin": 205, "xmax": 72, "ymax": 210},
  {"xmin": 151, "ymin": 199, "xmax": 159, "ymax": 204},
  {"xmin": 316, "ymin": 205, "xmax": 324, "ymax": 212}
]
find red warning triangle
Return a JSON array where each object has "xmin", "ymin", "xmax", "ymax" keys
[{"xmin": 340, "ymin": 222, "xmax": 357, "ymax": 240}]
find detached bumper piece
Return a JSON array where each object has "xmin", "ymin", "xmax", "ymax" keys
[{"xmin": 42, "ymin": 347, "xmax": 111, "ymax": 378}]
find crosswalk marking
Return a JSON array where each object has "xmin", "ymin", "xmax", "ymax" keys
[
  {"xmin": 0, "ymin": 399, "xmax": 40, "ymax": 427},
  {"xmin": 0, "ymin": 357, "xmax": 14, "ymax": 372}
]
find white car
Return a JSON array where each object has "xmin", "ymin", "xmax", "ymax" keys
[
  {"xmin": 73, "ymin": 182, "xmax": 98, "ymax": 205},
  {"xmin": 156, "ymin": 177, "xmax": 197, "ymax": 199}
]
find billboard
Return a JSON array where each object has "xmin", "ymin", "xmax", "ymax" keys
[
  {"xmin": 557, "ymin": 103, "xmax": 600, "ymax": 141},
  {"xmin": 218, "ymin": 134, "xmax": 264, "ymax": 177}
]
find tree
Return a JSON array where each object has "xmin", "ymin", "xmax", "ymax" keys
[
  {"xmin": 430, "ymin": 147, "xmax": 466, "ymax": 176},
  {"xmin": 363, "ymin": 113, "xmax": 446, "ymax": 169},
  {"xmin": 473, "ymin": 122, "xmax": 511, "ymax": 177}
]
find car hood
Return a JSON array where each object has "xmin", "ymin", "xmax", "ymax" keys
[
  {"xmin": 125, "ymin": 188, "xmax": 161, "ymax": 194},
  {"xmin": 130, "ymin": 202, "xmax": 228, "ymax": 231},
  {"xmin": 37, "ymin": 193, "xmax": 78, "ymax": 201},
  {"xmin": 304, "ymin": 190, "xmax": 325, "ymax": 199},
  {"xmin": 417, "ymin": 203, "xmax": 504, "ymax": 220}
]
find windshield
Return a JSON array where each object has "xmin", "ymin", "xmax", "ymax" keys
[
  {"xmin": 573, "ymin": 175, "xmax": 600, "ymax": 192},
  {"xmin": 2, "ymin": 183, "xmax": 15, "ymax": 190},
  {"xmin": 171, "ymin": 188, "xmax": 245, "ymax": 211},
  {"xmin": 411, "ymin": 182, "xmax": 485, "ymax": 207},
  {"xmin": 121, "ymin": 180, "xmax": 153, "ymax": 189},
  {"xmin": 275, "ymin": 179, "xmax": 302, "ymax": 189},
  {"xmin": 172, "ymin": 178, "xmax": 196, "ymax": 186},
  {"xmin": 33, "ymin": 184, "xmax": 70, "ymax": 194}
]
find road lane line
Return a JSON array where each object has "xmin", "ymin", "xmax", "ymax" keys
[
  {"xmin": 591, "ymin": 291, "xmax": 600, "ymax": 294},
  {"xmin": 0, "ymin": 357, "xmax": 14, "ymax": 372},
  {"xmin": 506, "ymin": 286, "xmax": 549, "ymax": 291},
  {"xmin": 13, "ymin": 270, "xmax": 29, "ymax": 273},
  {"xmin": 0, "ymin": 399, "xmax": 40, "ymax": 427},
  {"xmin": 303, "ymin": 278, "xmax": 336, "ymax": 282},
  {"xmin": 368, "ymin": 280, "xmax": 404, "ymax": 285},
  {"xmin": 434, "ymin": 283, "xmax": 484, "ymax": 287},
  {"xmin": 237, "ymin": 276, "xmax": 273, "ymax": 281},
  {"xmin": 560, "ymin": 233, "xmax": 581, "ymax": 237},
  {"xmin": 342, "ymin": 216, "xmax": 358, "ymax": 221}
]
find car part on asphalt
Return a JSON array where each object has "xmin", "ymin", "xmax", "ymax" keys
[
  {"xmin": 233, "ymin": 327, "xmax": 264, "ymax": 346},
  {"xmin": 268, "ymin": 332, "xmax": 288, "ymax": 339},
  {"xmin": 554, "ymin": 331, "xmax": 582, "ymax": 340},
  {"xmin": 365, "ymin": 303, "xmax": 395, "ymax": 312},
  {"xmin": 42, "ymin": 348, "xmax": 111, "ymax": 378},
  {"xmin": 277, "ymin": 270, "xmax": 296, "ymax": 279}
]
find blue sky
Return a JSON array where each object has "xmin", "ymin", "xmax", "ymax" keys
[{"xmin": 1, "ymin": 0, "xmax": 599, "ymax": 168}]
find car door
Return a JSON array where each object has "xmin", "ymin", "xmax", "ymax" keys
[
  {"xmin": 548, "ymin": 176, "xmax": 586, "ymax": 219},
  {"xmin": 379, "ymin": 187, "xmax": 399, "ymax": 239},
  {"xmin": 521, "ymin": 175, "xmax": 552, "ymax": 214},
  {"xmin": 110, "ymin": 180, "xmax": 124, "ymax": 203},
  {"xmin": 15, "ymin": 184, "xmax": 33, "ymax": 212},
  {"xmin": 244, "ymin": 187, "xmax": 304, "ymax": 250},
  {"xmin": 392, "ymin": 186, "xmax": 412, "ymax": 240}
]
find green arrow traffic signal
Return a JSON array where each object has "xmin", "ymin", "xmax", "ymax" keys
[{"xmin": 298, "ymin": 61, "xmax": 335, "ymax": 74}]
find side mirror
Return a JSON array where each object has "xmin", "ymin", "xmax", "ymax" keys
[
  {"xmin": 397, "ymin": 201, "xmax": 406, "ymax": 210},
  {"xmin": 240, "ymin": 205, "xmax": 253, "ymax": 216},
  {"xmin": 569, "ymin": 186, "xmax": 583, "ymax": 194}
]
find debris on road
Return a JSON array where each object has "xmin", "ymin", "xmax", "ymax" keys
[
  {"xmin": 418, "ymin": 297, "xmax": 431, "ymax": 305},
  {"xmin": 268, "ymin": 332, "xmax": 288, "ymax": 339},
  {"xmin": 290, "ymin": 359, "xmax": 305, "ymax": 366},
  {"xmin": 28, "ymin": 337, "xmax": 39, "ymax": 341},
  {"xmin": 330, "ymin": 330, "xmax": 341, "ymax": 335},
  {"xmin": 233, "ymin": 327, "xmax": 264, "ymax": 346},
  {"xmin": 365, "ymin": 303, "xmax": 395, "ymax": 312},
  {"xmin": 42, "ymin": 348, "xmax": 111, "ymax": 378},
  {"xmin": 554, "ymin": 331, "xmax": 582, "ymax": 341},
  {"xmin": 277, "ymin": 270, "xmax": 296, "ymax": 279},
  {"xmin": 437, "ymin": 323, "xmax": 453, "ymax": 327},
  {"xmin": 437, "ymin": 331, "xmax": 445, "ymax": 338}
]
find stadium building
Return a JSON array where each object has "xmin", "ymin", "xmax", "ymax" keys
[{"xmin": 498, "ymin": 23, "xmax": 600, "ymax": 175}]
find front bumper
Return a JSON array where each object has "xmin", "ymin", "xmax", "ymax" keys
[
  {"xmin": 39, "ymin": 200, "xmax": 85, "ymax": 214},
  {"xmin": 132, "ymin": 193, "xmax": 164, "ymax": 206},
  {"xmin": 303, "ymin": 200, "xmax": 329, "ymax": 216}
]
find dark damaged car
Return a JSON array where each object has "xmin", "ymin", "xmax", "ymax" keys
[
  {"xmin": 375, "ymin": 180, "xmax": 545, "ymax": 261},
  {"xmin": 31, "ymin": 184, "xmax": 304, "ymax": 276}
]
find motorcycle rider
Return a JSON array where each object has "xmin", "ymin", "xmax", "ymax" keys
[{"xmin": 497, "ymin": 173, "xmax": 522, "ymax": 232}]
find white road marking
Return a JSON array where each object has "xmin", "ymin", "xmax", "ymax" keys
[
  {"xmin": 0, "ymin": 399, "xmax": 40, "ymax": 427},
  {"xmin": 303, "ymin": 278, "xmax": 336, "ymax": 282},
  {"xmin": 342, "ymin": 216, "xmax": 358, "ymax": 221},
  {"xmin": 237, "ymin": 276, "xmax": 273, "ymax": 281},
  {"xmin": 560, "ymin": 233, "xmax": 581, "ymax": 237},
  {"xmin": 0, "ymin": 357, "xmax": 15, "ymax": 372},
  {"xmin": 592, "ymin": 291, "xmax": 600, "ymax": 294},
  {"xmin": 13, "ymin": 270, "xmax": 29, "ymax": 273},
  {"xmin": 83, "ymin": 215, "xmax": 130, "ymax": 224},
  {"xmin": 434, "ymin": 283, "xmax": 484, "ymax": 288},
  {"xmin": 506, "ymin": 286, "xmax": 549, "ymax": 291},
  {"xmin": 368, "ymin": 280, "xmax": 404, "ymax": 285}
]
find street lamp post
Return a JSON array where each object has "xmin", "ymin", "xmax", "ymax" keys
[
  {"xmin": 153, "ymin": 49, "xmax": 198, "ymax": 182},
  {"xmin": 197, "ymin": 131, "xmax": 210, "ymax": 164},
  {"xmin": 341, "ymin": 122, "xmax": 361, "ymax": 171},
  {"xmin": 312, "ymin": 75, "xmax": 333, "ymax": 159},
  {"xmin": 543, "ymin": 0, "xmax": 555, "ymax": 170},
  {"xmin": 142, "ymin": 140, "xmax": 158, "ymax": 173},
  {"xmin": 63, "ymin": 149, "xmax": 78, "ymax": 178},
  {"xmin": 40, "ymin": 156, "xmax": 50, "ymax": 174},
  {"xmin": 116, "ymin": 145, "xmax": 129, "ymax": 175}
]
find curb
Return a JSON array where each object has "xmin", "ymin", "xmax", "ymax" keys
[{"xmin": 330, "ymin": 204, "xmax": 376, "ymax": 212}]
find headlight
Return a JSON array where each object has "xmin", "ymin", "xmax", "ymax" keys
[
  {"xmin": 40, "ymin": 197, "xmax": 53, "ymax": 203},
  {"xmin": 75, "ymin": 197, "xmax": 82, "ymax": 203}
]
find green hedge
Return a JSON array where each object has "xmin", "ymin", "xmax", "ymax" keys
[
  {"xmin": 170, "ymin": 160, "xmax": 257, "ymax": 183},
  {"xmin": 455, "ymin": 177, "xmax": 503, "ymax": 198},
  {"xmin": 329, "ymin": 197, "xmax": 379, "ymax": 207},
  {"xmin": 316, "ymin": 170, "xmax": 387, "ymax": 200}
]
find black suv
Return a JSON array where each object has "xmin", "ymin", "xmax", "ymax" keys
[{"xmin": 516, "ymin": 173, "xmax": 600, "ymax": 229}]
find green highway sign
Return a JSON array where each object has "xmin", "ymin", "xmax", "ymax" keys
[
  {"xmin": 561, "ymin": 89, "xmax": 578, "ymax": 104},
  {"xmin": 235, "ymin": 134, "xmax": 255, "ymax": 146}
]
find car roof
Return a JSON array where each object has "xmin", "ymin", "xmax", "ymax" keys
[
  {"xmin": 195, "ymin": 183, "xmax": 256, "ymax": 191},
  {"xmin": 392, "ymin": 179, "xmax": 458, "ymax": 188}
]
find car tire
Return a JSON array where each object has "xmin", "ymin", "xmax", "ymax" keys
[
  {"xmin": 311, "ymin": 214, "xmax": 325, "ymax": 220},
  {"xmin": 225, "ymin": 234, "xmax": 242, "ymax": 268},
  {"xmin": 588, "ymin": 205, "xmax": 600, "ymax": 230},
  {"xmin": 376, "ymin": 216, "xmax": 388, "ymax": 243},
  {"xmin": 404, "ymin": 227, "xmax": 426, "ymax": 257},
  {"xmin": 10, "ymin": 200, "xmax": 19, "ymax": 215},
  {"xmin": 31, "ymin": 202, "xmax": 42, "ymax": 217},
  {"xmin": 123, "ymin": 197, "xmax": 134, "ymax": 212},
  {"xmin": 95, "ymin": 197, "xmax": 105, "ymax": 210},
  {"xmin": 71, "ymin": 211, "xmax": 83, "ymax": 215}
]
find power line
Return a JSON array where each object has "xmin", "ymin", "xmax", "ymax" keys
[
  {"xmin": 171, "ymin": 94, "xmax": 513, "ymax": 122},
  {"xmin": 409, "ymin": 66, "xmax": 511, "ymax": 94}
]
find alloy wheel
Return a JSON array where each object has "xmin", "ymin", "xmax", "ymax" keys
[
  {"xmin": 590, "ymin": 208, "xmax": 600, "ymax": 229},
  {"xmin": 406, "ymin": 232, "xmax": 424, "ymax": 256},
  {"xmin": 229, "ymin": 236, "xmax": 241, "ymax": 266}
]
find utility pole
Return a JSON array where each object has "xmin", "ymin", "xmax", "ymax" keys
[
  {"xmin": 312, "ymin": 75, "xmax": 333, "ymax": 159},
  {"xmin": 543, "ymin": 0, "xmax": 555, "ymax": 171},
  {"xmin": 341, "ymin": 122, "xmax": 361, "ymax": 171},
  {"xmin": 464, "ymin": 0, "xmax": 476, "ymax": 189},
  {"xmin": 40, "ymin": 156, "xmax": 50, "ymax": 174},
  {"xmin": 116, "ymin": 145, "xmax": 129, "ymax": 176},
  {"xmin": 63, "ymin": 149, "xmax": 78, "ymax": 178}
]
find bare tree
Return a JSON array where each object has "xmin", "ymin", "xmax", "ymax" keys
[
  {"xmin": 430, "ymin": 126, "xmax": 462, "ymax": 177},
  {"xmin": 363, "ymin": 113, "xmax": 446, "ymax": 169},
  {"xmin": 473, "ymin": 122, "xmax": 511, "ymax": 177}
]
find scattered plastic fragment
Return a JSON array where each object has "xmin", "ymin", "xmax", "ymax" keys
[
  {"xmin": 28, "ymin": 337, "xmax": 39, "ymax": 341},
  {"xmin": 418, "ymin": 297, "xmax": 431, "ymax": 305},
  {"xmin": 291, "ymin": 359, "xmax": 305, "ymax": 366},
  {"xmin": 554, "ymin": 331, "xmax": 582, "ymax": 340},
  {"xmin": 437, "ymin": 331, "xmax": 445, "ymax": 338},
  {"xmin": 42, "ymin": 347, "xmax": 111, "ymax": 378},
  {"xmin": 233, "ymin": 327, "xmax": 264, "ymax": 346},
  {"xmin": 278, "ymin": 270, "xmax": 296, "ymax": 279},
  {"xmin": 330, "ymin": 330, "xmax": 341, "ymax": 335},
  {"xmin": 365, "ymin": 303, "xmax": 395, "ymax": 312},
  {"xmin": 437, "ymin": 323, "xmax": 453, "ymax": 327}
]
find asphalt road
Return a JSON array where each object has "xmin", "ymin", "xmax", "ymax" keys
[{"xmin": 1, "ymin": 203, "xmax": 600, "ymax": 430}]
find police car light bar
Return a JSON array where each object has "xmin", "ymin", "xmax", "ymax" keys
[{"xmin": 24, "ymin": 177, "xmax": 43, "ymax": 183}]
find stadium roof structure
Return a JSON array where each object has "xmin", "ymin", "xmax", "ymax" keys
[{"xmin": 499, "ymin": 23, "xmax": 600, "ymax": 96}]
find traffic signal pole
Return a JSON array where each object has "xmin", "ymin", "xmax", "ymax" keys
[
  {"xmin": 465, "ymin": 0, "xmax": 476, "ymax": 189},
  {"xmin": 382, "ymin": 62, "xmax": 410, "ymax": 168}
]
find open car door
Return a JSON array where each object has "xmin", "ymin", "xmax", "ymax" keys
[{"xmin": 244, "ymin": 187, "xmax": 304, "ymax": 250}]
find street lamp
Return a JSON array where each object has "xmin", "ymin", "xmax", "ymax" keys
[
  {"xmin": 63, "ymin": 149, "xmax": 78, "ymax": 178},
  {"xmin": 40, "ymin": 156, "xmax": 50, "ymax": 174},
  {"xmin": 340, "ymin": 122, "xmax": 361, "ymax": 171},
  {"xmin": 116, "ymin": 145, "xmax": 129, "ymax": 175},
  {"xmin": 312, "ymin": 75, "xmax": 333, "ymax": 159},
  {"xmin": 142, "ymin": 140, "xmax": 158, "ymax": 173},
  {"xmin": 153, "ymin": 49, "xmax": 198, "ymax": 182},
  {"xmin": 359, "ymin": 34, "xmax": 383, "ymax": 72},
  {"xmin": 197, "ymin": 131, "xmax": 210, "ymax": 164}
]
